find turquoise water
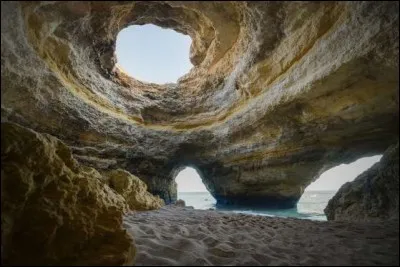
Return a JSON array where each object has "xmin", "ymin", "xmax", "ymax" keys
[{"xmin": 177, "ymin": 191, "xmax": 336, "ymax": 221}]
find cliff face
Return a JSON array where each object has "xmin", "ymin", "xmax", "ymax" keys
[
  {"xmin": 1, "ymin": 122, "xmax": 135, "ymax": 265},
  {"xmin": 325, "ymin": 142, "xmax": 399, "ymax": 222},
  {"xmin": 1, "ymin": 1, "xmax": 399, "ymax": 207},
  {"xmin": 104, "ymin": 169, "xmax": 165, "ymax": 211}
]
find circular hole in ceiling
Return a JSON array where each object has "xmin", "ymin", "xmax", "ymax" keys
[{"xmin": 115, "ymin": 24, "xmax": 193, "ymax": 85}]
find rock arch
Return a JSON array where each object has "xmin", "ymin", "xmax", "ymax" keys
[{"xmin": 1, "ymin": 1, "xmax": 398, "ymax": 208}]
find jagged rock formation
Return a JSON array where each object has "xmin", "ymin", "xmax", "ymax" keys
[
  {"xmin": 1, "ymin": 122, "xmax": 135, "ymax": 266},
  {"xmin": 105, "ymin": 169, "xmax": 165, "ymax": 211},
  {"xmin": 325, "ymin": 142, "xmax": 399, "ymax": 222},
  {"xmin": 1, "ymin": 1, "xmax": 399, "ymax": 208}
]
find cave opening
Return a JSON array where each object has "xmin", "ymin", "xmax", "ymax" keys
[
  {"xmin": 297, "ymin": 155, "xmax": 383, "ymax": 220},
  {"xmin": 175, "ymin": 166, "xmax": 216, "ymax": 209},
  {"xmin": 115, "ymin": 24, "xmax": 193, "ymax": 84}
]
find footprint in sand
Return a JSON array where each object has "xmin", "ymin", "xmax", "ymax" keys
[
  {"xmin": 208, "ymin": 243, "xmax": 236, "ymax": 258},
  {"xmin": 202, "ymin": 236, "xmax": 219, "ymax": 247},
  {"xmin": 192, "ymin": 257, "xmax": 211, "ymax": 265}
]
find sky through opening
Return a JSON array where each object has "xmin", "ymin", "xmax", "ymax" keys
[
  {"xmin": 115, "ymin": 24, "xmax": 192, "ymax": 84},
  {"xmin": 175, "ymin": 156, "xmax": 382, "ymax": 193},
  {"xmin": 305, "ymin": 155, "xmax": 382, "ymax": 191}
]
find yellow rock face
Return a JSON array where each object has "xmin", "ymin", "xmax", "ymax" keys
[
  {"xmin": 1, "ymin": 2, "xmax": 398, "ymax": 207},
  {"xmin": 105, "ymin": 169, "xmax": 165, "ymax": 211},
  {"xmin": 1, "ymin": 122, "xmax": 135, "ymax": 265}
]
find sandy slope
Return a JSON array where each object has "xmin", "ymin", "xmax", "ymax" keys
[{"xmin": 123, "ymin": 206, "xmax": 399, "ymax": 266}]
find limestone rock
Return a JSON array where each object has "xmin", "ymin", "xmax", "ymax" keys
[
  {"xmin": 104, "ymin": 169, "xmax": 164, "ymax": 211},
  {"xmin": 175, "ymin": 199, "xmax": 186, "ymax": 207},
  {"xmin": 1, "ymin": 122, "xmax": 135, "ymax": 266},
  {"xmin": 1, "ymin": 1, "xmax": 399, "ymax": 207},
  {"xmin": 324, "ymin": 142, "xmax": 399, "ymax": 222}
]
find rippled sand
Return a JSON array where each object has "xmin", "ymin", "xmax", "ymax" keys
[{"xmin": 123, "ymin": 206, "xmax": 399, "ymax": 266}]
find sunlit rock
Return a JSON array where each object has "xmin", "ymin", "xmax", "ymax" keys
[
  {"xmin": 1, "ymin": 1, "xmax": 398, "ymax": 208},
  {"xmin": 105, "ymin": 169, "xmax": 165, "ymax": 211},
  {"xmin": 1, "ymin": 122, "xmax": 135, "ymax": 266}
]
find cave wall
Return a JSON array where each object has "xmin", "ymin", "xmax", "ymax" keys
[
  {"xmin": 1, "ymin": 122, "xmax": 136, "ymax": 265},
  {"xmin": 324, "ymin": 142, "xmax": 399, "ymax": 222},
  {"xmin": 1, "ymin": 1, "xmax": 399, "ymax": 207}
]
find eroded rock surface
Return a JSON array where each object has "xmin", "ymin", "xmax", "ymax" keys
[
  {"xmin": 325, "ymin": 142, "xmax": 399, "ymax": 222},
  {"xmin": 1, "ymin": 122, "xmax": 135, "ymax": 266},
  {"xmin": 105, "ymin": 169, "xmax": 165, "ymax": 211},
  {"xmin": 1, "ymin": 1, "xmax": 399, "ymax": 207}
]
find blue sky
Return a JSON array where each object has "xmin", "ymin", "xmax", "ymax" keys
[
  {"xmin": 115, "ymin": 24, "xmax": 382, "ymax": 193},
  {"xmin": 115, "ymin": 24, "xmax": 192, "ymax": 84}
]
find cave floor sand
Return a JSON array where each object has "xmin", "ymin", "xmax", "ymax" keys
[{"xmin": 123, "ymin": 206, "xmax": 399, "ymax": 266}]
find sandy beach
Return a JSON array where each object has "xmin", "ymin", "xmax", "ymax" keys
[{"xmin": 123, "ymin": 206, "xmax": 399, "ymax": 266}]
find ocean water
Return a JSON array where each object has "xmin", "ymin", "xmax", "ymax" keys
[{"xmin": 177, "ymin": 191, "xmax": 337, "ymax": 221}]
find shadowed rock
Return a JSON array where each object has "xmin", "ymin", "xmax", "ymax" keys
[
  {"xmin": 325, "ymin": 142, "xmax": 399, "ymax": 221},
  {"xmin": 175, "ymin": 199, "xmax": 186, "ymax": 207}
]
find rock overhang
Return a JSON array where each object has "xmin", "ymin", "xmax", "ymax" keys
[{"xmin": 1, "ymin": 1, "xmax": 399, "ymax": 207}]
